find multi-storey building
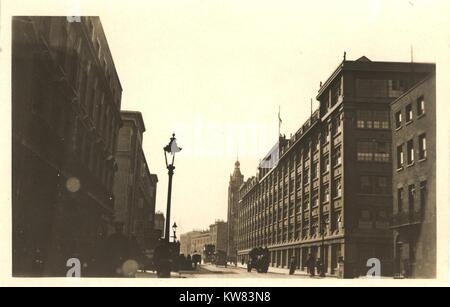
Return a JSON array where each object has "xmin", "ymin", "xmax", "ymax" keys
[
  {"xmin": 12, "ymin": 17, "xmax": 122, "ymax": 276},
  {"xmin": 153, "ymin": 211, "xmax": 166, "ymax": 240},
  {"xmin": 227, "ymin": 161, "xmax": 244, "ymax": 262},
  {"xmin": 190, "ymin": 231, "xmax": 212, "ymax": 255},
  {"xmin": 179, "ymin": 230, "xmax": 202, "ymax": 256},
  {"xmin": 236, "ymin": 56, "xmax": 435, "ymax": 278},
  {"xmin": 391, "ymin": 73, "xmax": 436, "ymax": 278},
  {"xmin": 113, "ymin": 111, "xmax": 158, "ymax": 251},
  {"xmin": 180, "ymin": 221, "xmax": 228, "ymax": 256},
  {"xmin": 210, "ymin": 220, "xmax": 228, "ymax": 253}
]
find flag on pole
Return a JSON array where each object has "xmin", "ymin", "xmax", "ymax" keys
[{"xmin": 278, "ymin": 106, "xmax": 282, "ymax": 136}]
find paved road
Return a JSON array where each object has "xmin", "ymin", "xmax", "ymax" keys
[{"xmin": 136, "ymin": 264, "xmax": 327, "ymax": 279}]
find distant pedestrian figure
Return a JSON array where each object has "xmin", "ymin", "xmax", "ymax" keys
[
  {"xmin": 316, "ymin": 258, "xmax": 323, "ymax": 276},
  {"xmin": 306, "ymin": 254, "xmax": 315, "ymax": 277},
  {"xmin": 289, "ymin": 256, "xmax": 297, "ymax": 275},
  {"xmin": 192, "ymin": 253, "xmax": 202, "ymax": 269}
]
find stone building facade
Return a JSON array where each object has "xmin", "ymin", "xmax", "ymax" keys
[
  {"xmin": 12, "ymin": 16, "xmax": 122, "ymax": 276},
  {"xmin": 113, "ymin": 111, "xmax": 158, "ymax": 251},
  {"xmin": 190, "ymin": 232, "xmax": 212, "ymax": 255},
  {"xmin": 227, "ymin": 161, "xmax": 244, "ymax": 262},
  {"xmin": 210, "ymin": 220, "xmax": 228, "ymax": 253},
  {"xmin": 179, "ymin": 231, "xmax": 202, "ymax": 256},
  {"xmin": 391, "ymin": 73, "xmax": 436, "ymax": 278},
  {"xmin": 236, "ymin": 56, "xmax": 435, "ymax": 277},
  {"xmin": 153, "ymin": 211, "xmax": 165, "ymax": 240},
  {"xmin": 180, "ymin": 220, "xmax": 228, "ymax": 256}
]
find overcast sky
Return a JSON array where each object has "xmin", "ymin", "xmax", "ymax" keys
[{"xmin": 4, "ymin": 0, "xmax": 450, "ymax": 236}]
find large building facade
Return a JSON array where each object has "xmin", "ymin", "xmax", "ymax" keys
[
  {"xmin": 190, "ymin": 232, "xmax": 212, "ymax": 255},
  {"xmin": 391, "ymin": 73, "xmax": 436, "ymax": 278},
  {"xmin": 227, "ymin": 161, "xmax": 244, "ymax": 262},
  {"xmin": 180, "ymin": 221, "xmax": 228, "ymax": 256},
  {"xmin": 236, "ymin": 56, "xmax": 435, "ymax": 278},
  {"xmin": 12, "ymin": 17, "xmax": 122, "ymax": 276},
  {"xmin": 113, "ymin": 111, "xmax": 158, "ymax": 251},
  {"xmin": 153, "ymin": 211, "xmax": 166, "ymax": 240},
  {"xmin": 179, "ymin": 230, "xmax": 202, "ymax": 256}
]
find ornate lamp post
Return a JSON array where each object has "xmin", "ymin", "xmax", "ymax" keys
[
  {"xmin": 163, "ymin": 133, "xmax": 181, "ymax": 243},
  {"xmin": 156, "ymin": 134, "xmax": 181, "ymax": 278}
]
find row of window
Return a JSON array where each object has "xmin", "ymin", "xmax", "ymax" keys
[
  {"xmin": 259, "ymin": 114, "xmax": 343, "ymax": 179},
  {"xmin": 357, "ymin": 110, "xmax": 390, "ymax": 129},
  {"xmin": 397, "ymin": 181, "xmax": 427, "ymax": 214},
  {"xmin": 50, "ymin": 18, "xmax": 121, "ymax": 152},
  {"xmin": 360, "ymin": 209, "xmax": 388, "ymax": 221},
  {"xmin": 239, "ymin": 179, "xmax": 341, "ymax": 224},
  {"xmin": 357, "ymin": 141, "xmax": 391, "ymax": 162},
  {"xmin": 42, "ymin": 17, "xmax": 121, "ymax": 109},
  {"xmin": 396, "ymin": 134, "xmax": 427, "ymax": 169},
  {"xmin": 240, "ymin": 206, "xmax": 388, "ymax": 247},
  {"xmin": 355, "ymin": 79, "xmax": 406, "ymax": 98},
  {"xmin": 240, "ymin": 174, "xmax": 342, "ymax": 213},
  {"xmin": 360, "ymin": 176, "xmax": 391, "ymax": 194},
  {"xmin": 358, "ymin": 209, "xmax": 390, "ymax": 230},
  {"xmin": 238, "ymin": 212, "xmax": 342, "ymax": 248},
  {"xmin": 395, "ymin": 96, "xmax": 426, "ymax": 129},
  {"xmin": 77, "ymin": 124, "xmax": 115, "ymax": 190},
  {"xmin": 32, "ymin": 76, "xmax": 116, "ymax": 193},
  {"xmin": 320, "ymin": 77, "xmax": 343, "ymax": 115},
  {"xmin": 248, "ymin": 149, "xmax": 342, "ymax": 200},
  {"xmin": 40, "ymin": 18, "xmax": 119, "ymax": 154},
  {"xmin": 78, "ymin": 64, "xmax": 118, "ymax": 143},
  {"xmin": 84, "ymin": 18, "xmax": 120, "ymax": 103}
]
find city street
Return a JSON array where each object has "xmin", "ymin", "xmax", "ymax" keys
[
  {"xmin": 136, "ymin": 264, "xmax": 334, "ymax": 279},
  {"xmin": 8, "ymin": 8, "xmax": 440, "ymax": 284}
]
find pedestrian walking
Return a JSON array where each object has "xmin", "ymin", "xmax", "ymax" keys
[
  {"xmin": 289, "ymin": 256, "xmax": 297, "ymax": 275},
  {"xmin": 316, "ymin": 258, "xmax": 323, "ymax": 276},
  {"xmin": 306, "ymin": 254, "xmax": 315, "ymax": 277}
]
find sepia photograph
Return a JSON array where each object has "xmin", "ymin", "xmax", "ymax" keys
[{"xmin": 1, "ymin": 0, "xmax": 449, "ymax": 290}]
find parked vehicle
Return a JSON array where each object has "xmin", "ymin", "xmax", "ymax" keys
[
  {"xmin": 214, "ymin": 250, "xmax": 227, "ymax": 267},
  {"xmin": 203, "ymin": 244, "xmax": 215, "ymax": 263},
  {"xmin": 192, "ymin": 253, "xmax": 202, "ymax": 269},
  {"xmin": 248, "ymin": 247, "xmax": 269, "ymax": 273}
]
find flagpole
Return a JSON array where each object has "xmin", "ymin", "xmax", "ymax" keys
[{"xmin": 278, "ymin": 106, "xmax": 281, "ymax": 137}]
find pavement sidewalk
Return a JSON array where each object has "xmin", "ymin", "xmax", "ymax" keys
[{"xmin": 233, "ymin": 263, "xmax": 336, "ymax": 278}]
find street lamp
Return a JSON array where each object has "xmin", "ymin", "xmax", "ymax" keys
[
  {"xmin": 320, "ymin": 218, "xmax": 329, "ymax": 278},
  {"xmin": 163, "ymin": 133, "xmax": 182, "ymax": 243},
  {"xmin": 172, "ymin": 222, "xmax": 178, "ymax": 242}
]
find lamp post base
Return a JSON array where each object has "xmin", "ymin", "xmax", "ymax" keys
[{"xmin": 155, "ymin": 241, "xmax": 172, "ymax": 278}]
